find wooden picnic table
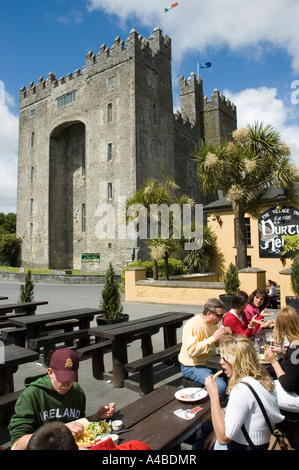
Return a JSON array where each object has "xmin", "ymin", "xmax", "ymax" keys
[
  {"xmin": 8, "ymin": 308, "xmax": 100, "ymax": 349},
  {"xmin": 0, "ymin": 301, "xmax": 48, "ymax": 316},
  {"xmin": 113, "ymin": 384, "xmax": 211, "ymax": 450},
  {"xmin": 89, "ymin": 311, "xmax": 193, "ymax": 388},
  {"xmin": 0, "ymin": 344, "xmax": 39, "ymax": 395}
]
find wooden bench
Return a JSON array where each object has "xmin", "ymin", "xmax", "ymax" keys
[
  {"xmin": 0, "ymin": 327, "xmax": 27, "ymax": 347},
  {"xmin": 0, "ymin": 389, "xmax": 24, "ymax": 425},
  {"xmin": 124, "ymin": 343, "xmax": 182, "ymax": 395},
  {"xmin": 0, "ymin": 320, "xmax": 81, "ymax": 348},
  {"xmin": 29, "ymin": 329, "xmax": 90, "ymax": 365},
  {"xmin": 76, "ymin": 341, "xmax": 112, "ymax": 380}
]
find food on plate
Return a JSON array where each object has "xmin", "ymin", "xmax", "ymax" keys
[{"xmin": 75, "ymin": 420, "xmax": 111, "ymax": 447}]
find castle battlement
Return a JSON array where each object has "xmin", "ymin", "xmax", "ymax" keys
[
  {"xmin": 179, "ymin": 73, "xmax": 203, "ymax": 96},
  {"xmin": 20, "ymin": 28, "xmax": 171, "ymax": 108},
  {"xmin": 204, "ymin": 88, "xmax": 236, "ymax": 117}
]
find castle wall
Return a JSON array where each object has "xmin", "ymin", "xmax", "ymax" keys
[{"xmin": 16, "ymin": 28, "xmax": 236, "ymax": 273}]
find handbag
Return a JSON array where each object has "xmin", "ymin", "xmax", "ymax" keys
[{"xmin": 241, "ymin": 381, "xmax": 292, "ymax": 450}]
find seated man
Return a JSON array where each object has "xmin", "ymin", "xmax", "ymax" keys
[
  {"xmin": 178, "ymin": 298, "xmax": 231, "ymax": 401},
  {"xmin": 9, "ymin": 348, "xmax": 115, "ymax": 450}
]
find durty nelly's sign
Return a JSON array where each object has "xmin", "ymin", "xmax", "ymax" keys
[{"xmin": 259, "ymin": 206, "xmax": 299, "ymax": 258}]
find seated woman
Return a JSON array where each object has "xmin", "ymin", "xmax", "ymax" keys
[
  {"xmin": 264, "ymin": 306, "xmax": 299, "ymax": 413},
  {"xmin": 205, "ymin": 335, "xmax": 284, "ymax": 450},
  {"xmin": 266, "ymin": 280, "xmax": 278, "ymax": 309},
  {"xmin": 244, "ymin": 288, "xmax": 274, "ymax": 332},
  {"xmin": 222, "ymin": 290, "xmax": 263, "ymax": 337}
]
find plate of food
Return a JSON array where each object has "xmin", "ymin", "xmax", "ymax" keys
[
  {"xmin": 74, "ymin": 419, "xmax": 112, "ymax": 448},
  {"xmin": 175, "ymin": 387, "xmax": 208, "ymax": 402}
]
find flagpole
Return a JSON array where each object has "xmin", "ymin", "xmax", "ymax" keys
[{"xmin": 164, "ymin": 4, "xmax": 166, "ymax": 36}]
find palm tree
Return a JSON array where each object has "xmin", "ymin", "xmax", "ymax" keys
[
  {"xmin": 126, "ymin": 178, "xmax": 194, "ymax": 279},
  {"xmin": 184, "ymin": 225, "xmax": 218, "ymax": 273},
  {"xmin": 193, "ymin": 122, "xmax": 299, "ymax": 269}
]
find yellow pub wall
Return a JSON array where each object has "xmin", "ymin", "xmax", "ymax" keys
[
  {"xmin": 207, "ymin": 209, "xmax": 294, "ymax": 303},
  {"xmin": 125, "ymin": 207, "xmax": 296, "ymax": 305}
]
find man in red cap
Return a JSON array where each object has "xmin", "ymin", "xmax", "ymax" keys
[{"xmin": 9, "ymin": 349, "xmax": 115, "ymax": 450}]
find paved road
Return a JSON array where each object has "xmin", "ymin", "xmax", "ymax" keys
[{"xmin": 0, "ymin": 280, "xmax": 201, "ymax": 448}]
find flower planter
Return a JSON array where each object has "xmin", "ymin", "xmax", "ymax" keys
[
  {"xmin": 219, "ymin": 294, "xmax": 232, "ymax": 311},
  {"xmin": 96, "ymin": 314, "xmax": 129, "ymax": 326},
  {"xmin": 285, "ymin": 296, "xmax": 299, "ymax": 313}
]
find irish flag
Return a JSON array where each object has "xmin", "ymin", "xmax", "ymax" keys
[{"xmin": 164, "ymin": 3, "xmax": 178, "ymax": 12}]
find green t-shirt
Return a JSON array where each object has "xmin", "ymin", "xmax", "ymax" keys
[{"xmin": 9, "ymin": 374, "xmax": 86, "ymax": 445}]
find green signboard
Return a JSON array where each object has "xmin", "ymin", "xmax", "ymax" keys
[{"xmin": 81, "ymin": 253, "xmax": 100, "ymax": 261}]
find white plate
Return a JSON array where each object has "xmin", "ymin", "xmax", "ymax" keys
[{"xmin": 175, "ymin": 387, "xmax": 208, "ymax": 402}]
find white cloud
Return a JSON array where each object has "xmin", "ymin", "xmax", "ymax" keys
[
  {"xmin": 223, "ymin": 86, "xmax": 299, "ymax": 169},
  {"xmin": 86, "ymin": 0, "xmax": 299, "ymax": 71},
  {"xmin": 0, "ymin": 86, "xmax": 18, "ymax": 214}
]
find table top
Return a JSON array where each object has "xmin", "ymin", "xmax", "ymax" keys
[
  {"xmin": 0, "ymin": 301, "xmax": 48, "ymax": 315},
  {"xmin": 114, "ymin": 384, "xmax": 211, "ymax": 450},
  {"xmin": 7, "ymin": 308, "xmax": 100, "ymax": 327},
  {"xmin": 0, "ymin": 344, "xmax": 39, "ymax": 369},
  {"xmin": 90, "ymin": 311, "xmax": 194, "ymax": 340}
]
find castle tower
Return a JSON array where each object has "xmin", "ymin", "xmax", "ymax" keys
[
  {"xmin": 17, "ymin": 28, "xmax": 175, "ymax": 272},
  {"xmin": 16, "ymin": 28, "xmax": 236, "ymax": 273},
  {"xmin": 203, "ymin": 88, "xmax": 237, "ymax": 146}
]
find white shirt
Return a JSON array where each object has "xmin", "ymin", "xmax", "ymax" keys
[{"xmin": 225, "ymin": 376, "xmax": 284, "ymax": 446}]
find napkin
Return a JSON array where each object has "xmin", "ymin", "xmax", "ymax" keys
[{"xmin": 174, "ymin": 405, "xmax": 203, "ymax": 420}]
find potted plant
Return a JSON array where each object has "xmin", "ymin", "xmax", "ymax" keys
[
  {"xmin": 286, "ymin": 254, "xmax": 299, "ymax": 311},
  {"xmin": 15, "ymin": 269, "xmax": 35, "ymax": 313},
  {"xmin": 96, "ymin": 263, "xmax": 129, "ymax": 325},
  {"xmin": 219, "ymin": 262, "xmax": 240, "ymax": 311}
]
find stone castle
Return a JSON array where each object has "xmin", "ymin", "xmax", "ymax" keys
[{"xmin": 16, "ymin": 27, "xmax": 236, "ymax": 273}]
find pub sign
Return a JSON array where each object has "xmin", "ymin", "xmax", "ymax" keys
[{"xmin": 259, "ymin": 206, "xmax": 299, "ymax": 258}]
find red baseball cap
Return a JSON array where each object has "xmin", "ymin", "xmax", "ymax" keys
[{"xmin": 50, "ymin": 349, "xmax": 79, "ymax": 382}]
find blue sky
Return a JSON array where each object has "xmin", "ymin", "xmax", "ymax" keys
[{"xmin": 1, "ymin": 0, "xmax": 299, "ymax": 213}]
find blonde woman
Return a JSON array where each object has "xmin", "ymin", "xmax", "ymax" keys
[
  {"xmin": 264, "ymin": 307, "xmax": 299, "ymax": 414},
  {"xmin": 205, "ymin": 335, "xmax": 284, "ymax": 450}
]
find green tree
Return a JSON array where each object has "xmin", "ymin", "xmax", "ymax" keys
[
  {"xmin": 223, "ymin": 262, "xmax": 240, "ymax": 295},
  {"xmin": 0, "ymin": 234, "xmax": 21, "ymax": 266},
  {"xmin": 19, "ymin": 269, "xmax": 34, "ymax": 302},
  {"xmin": 193, "ymin": 122, "xmax": 299, "ymax": 269},
  {"xmin": 100, "ymin": 263, "xmax": 123, "ymax": 319},
  {"xmin": 0, "ymin": 212, "xmax": 17, "ymax": 234},
  {"xmin": 126, "ymin": 178, "xmax": 194, "ymax": 280},
  {"xmin": 184, "ymin": 225, "xmax": 218, "ymax": 273}
]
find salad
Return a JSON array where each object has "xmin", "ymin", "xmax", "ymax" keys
[{"xmin": 75, "ymin": 420, "xmax": 111, "ymax": 447}]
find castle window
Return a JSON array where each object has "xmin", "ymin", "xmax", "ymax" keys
[
  {"xmin": 107, "ymin": 76, "xmax": 116, "ymax": 86},
  {"xmin": 107, "ymin": 103, "xmax": 113, "ymax": 123},
  {"xmin": 57, "ymin": 90, "xmax": 76, "ymax": 108},
  {"xmin": 152, "ymin": 104, "xmax": 158, "ymax": 126},
  {"xmin": 107, "ymin": 182, "xmax": 113, "ymax": 199},
  {"xmin": 30, "ymin": 166, "xmax": 35, "ymax": 182},
  {"xmin": 30, "ymin": 109, "xmax": 36, "ymax": 117},
  {"xmin": 148, "ymin": 77, "xmax": 156, "ymax": 89},
  {"xmin": 82, "ymin": 203, "xmax": 86, "ymax": 232},
  {"xmin": 107, "ymin": 143, "xmax": 113, "ymax": 161},
  {"xmin": 31, "ymin": 132, "xmax": 35, "ymax": 148},
  {"xmin": 29, "ymin": 223, "xmax": 33, "ymax": 238},
  {"xmin": 81, "ymin": 143, "xmax": 85, "ymax": 177},
  {"xmin": 151, "ymin": 140, "xmax": 161, "ymax": 160},
  {"xmin": 30, "ymin": 198, "xmax": 34, "ymax": 214}
]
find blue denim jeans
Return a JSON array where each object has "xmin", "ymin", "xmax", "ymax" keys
[{"xmin": 181, "ymin": 364, "xmax": 227, "ymax": 402}]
